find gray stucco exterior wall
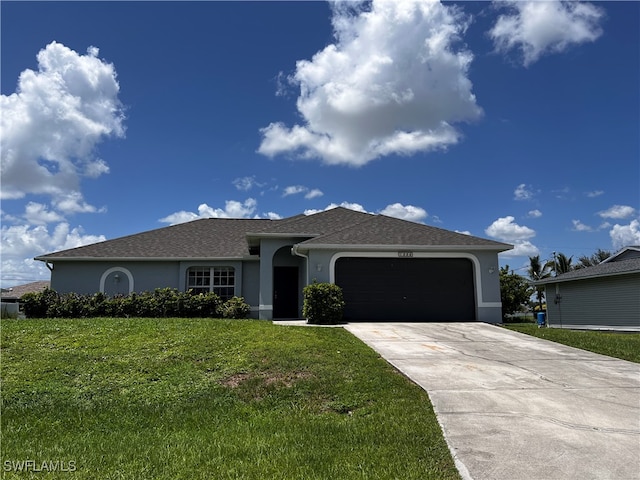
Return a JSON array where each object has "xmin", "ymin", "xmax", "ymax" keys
[
  {"xmin": 241, "ymin": 261, "xmax": 260, "ymax": 318},
  {"xmin": 50, "ymin": 259, "xmax": 250, "ymax": 306},
  {"xmin": 51, "ymin": 261, "xmax": 181, "ymax": 295}
]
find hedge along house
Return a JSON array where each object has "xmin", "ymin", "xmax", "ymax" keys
[
  {"xmin": 534, "ymin": 246, "xmax": 640, "ymax": 332},
  {"xmin": 35, "ymin": 207, "xmax": 512, "ymax": 322}
]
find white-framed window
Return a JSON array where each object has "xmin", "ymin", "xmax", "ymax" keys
[{"xmin": 187, "ymin": 267, "xmax": 235, "ymax": 300}]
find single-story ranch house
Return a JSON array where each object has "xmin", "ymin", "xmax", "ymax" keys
[
  {"xmin": 535, "ymin": 246, "xmax": 640, "ymax": 332},
  {"xmin": 1, "ymin": 281, "xmax": 50, "ymax": 318},
  {"xmin": 35, "ymin": 207, "xmax": 512, "ymax": 322}
]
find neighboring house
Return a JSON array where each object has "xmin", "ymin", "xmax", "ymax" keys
[
  {"xmin": 35, "ymin": 207, "xmax": 512, "ymax": 322},
  {"xmin": 1, "ymin": 281, "xmax": 50, "ymax": 317},
  {"xmin": 535, "ymin": 246, "xmax": 640, "ymax": 332}
]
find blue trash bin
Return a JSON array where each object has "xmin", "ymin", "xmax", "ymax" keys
[{"xmin": 536, "ymin": 312, "xmax": 546, "ymax": 327}]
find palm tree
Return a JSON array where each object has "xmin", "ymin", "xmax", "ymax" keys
[
  {"xmin": 528, "ymin": 255, "xmax": 552, "ymax": 312},
  {"xmin": 553, "ymin": 252, "xmax": 573, "ymax": 275},
  {"xmin": 575, "ymin": 248, "xmax": 612, "ymax": 269},
  {"xmin": 593, "ymin": 249, "xmax": 613, "ymax": 263}
]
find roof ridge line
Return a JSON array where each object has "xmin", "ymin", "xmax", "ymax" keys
[{"xmin": 299, "ymin": 211, "xmax": 376, "ymax": 242}]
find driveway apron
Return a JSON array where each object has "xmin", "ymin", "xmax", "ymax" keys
[{"xmin": 344, "ymin": 322, "xmax": 640, "ymax": 480}]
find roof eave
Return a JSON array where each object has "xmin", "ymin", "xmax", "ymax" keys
[
  {"xmin": 293, "ymin": 243, "xmax": 512, "ymax": 252},
  {"xmin": 535, "ymin": 269, "xmax": 640, "ymax": 285},
  {"xmin": 246, "ymin": 232, "xmax": 320, "ymax": 239},
  {"xmin": 34, "ymin": 255, "xmax": 252, "ymax": 262},
  {"xmin": 245, "ymin": 232, "xmax": 319, "ymax": 247}
]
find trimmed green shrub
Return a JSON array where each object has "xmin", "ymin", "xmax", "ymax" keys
[
  {"xmin": 50, "ymin": 292, "xmax": 86, "ymax": 318},
  {"xmin": 21, "ymin": 288, "xmax": 59, "ymax": 318},
  {"xmin": 183, "ymin": 291, "xmax": 221, "ymax": 318},
  {"xmin": 302, "ymin": 282, "xmax": 345, "ymax": 325},
  {"xmin": 104, "ymin": 293, "xmax": 138, "ymax": 318},
  {"xmin": 20, "ymin": 288, "xmax": 224, "ymax": 319},
  {"xmin": 219, "ymin": 296, "xmax": 251, "ymax": 319},
  {"xmin": 86, "ymin": 292, "xmax": 109, "ymax": 317}
]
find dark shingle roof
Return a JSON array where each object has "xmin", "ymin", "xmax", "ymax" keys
[
  {"xmin": 35, "ymin": 207, "xmax": 511, "ymax": 261},
  {"xmin": 535, "ymin": 257, "xmax": 640, "ymax": 285},
  {"xmin": 255, "ymin": 207, "xmax": 373, "ymax": 235},
  {"xmin": 35, "ymin": 218, "xmax": 275, "ymax": 260},
  {"xmin": 1, "ymin": 281, "xmax": 50, "ymax": 300},
  {"xmin": 299, "ymin": 213, "xmax": 510, "ymax": 248}
]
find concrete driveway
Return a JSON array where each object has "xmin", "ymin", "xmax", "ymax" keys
[{"xmin": 344, "ymin": 322, "xmax": 640, "ymax": 480}]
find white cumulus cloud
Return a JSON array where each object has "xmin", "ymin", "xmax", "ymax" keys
[
  {"xmin": 610, "ymin": 220, "xmax": 640, "ymax": 250},
  {"xmin": 527, "ymin": 209, "xmax": 542, "ymax": 218},
  {"xmin": 572, "ymin": 219, "xmax": 593, "ymax": 232},
  {"xmin": 485, "ymin": 216, "xmax": 535, "ymax": 242},
  {"xmin": 379, "ymin": 203, "xmax": 427, "ymax": 223},
  {"xmin": 598, "ymin": 205, "xmax": 636, "ymax": 219},
  {"xmin": 304, "ymin": 189, "xmax": 324, "ymax": 200},
  {"xmin": 514, "ymin": 183, "xmax": 535, "ymax": 201},
  {"xmin": 304, "ymin": 201, "xmax": 428, "ymax": 224},
  {"xmin": 23, "ymin": 202, "xmax": 65, "ymax": 226},
  {"xmin": 233, "ymin": 176, "xmax": 264, "ymax": 191},
  {"xmin": 489, "ymin": 0, "xmax": 604, "ymax": 67},
  {"xmin": 159, "ymin": 199, "xmax": 267, "ymax": 225},
  {"xmin": 1, "ymin": 222, "xmax": 105, "ymax": 286},
  {"xmin": 265, "ymin": 212, "xmax": 282, "ymax": 220},
  {"xmin": 282, "ymin": 185, "xmax": 307, "ymax": 197},
  {"xmin": 304, "ymin": 202, "xmax": 369, "ymax": 216},
  {"xmin": 282, "ymin": 185, "xmax": 324, "ymax": 199},
  {"xmin": 500, "ymin": 240, "xmax": 539, "ymax": 258},
  {"xmin": 485, "ymin": 215, "xmax": 538, "ymax": 257},
  {"xmin": 0, "ymin": 41, "xmax": 125, "ymax": 212},
  {"xmin": 484, "ymin": 215, "xmax": 540, "ymax": 257},
  {"xmin": 258, "ymin": 0, "xmax": 481, "ymax": 166}
]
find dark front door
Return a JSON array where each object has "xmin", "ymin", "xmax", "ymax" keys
[{"xmin": 273, "ymin": 266, "xmax": 299, "ymax": 318}]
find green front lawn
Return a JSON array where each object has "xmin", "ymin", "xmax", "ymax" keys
[
  {"xmin": 1, "ymin": 318, "xmax": 459, "ymax": 479},
  {"xmin": 505, "ymin": 323, "xmax": 640, "ymax": 363}
]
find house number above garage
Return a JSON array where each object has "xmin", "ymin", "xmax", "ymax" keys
[{"xmin": 398, "ymin": 251, "xmax": 413, "ymax": 258}]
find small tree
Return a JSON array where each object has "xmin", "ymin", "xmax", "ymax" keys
[
  {"xmin": 303, "ymin": 282, "xmax": 345, "ymax": 325},
  {"xmin": 528, "ymin": 255, "xmax": 552, "ymax": 313},
  {"xmin": 575, "ymin": 248, "xmax": 612, "ymax": 269},
  {"xmin": 499, "ymin": 266, "xmax": 533, "ymax": 321}
]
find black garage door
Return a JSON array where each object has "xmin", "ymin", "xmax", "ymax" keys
[{"xmin": 335, "ymin": 257, "xmax": 475, "ymax": 321}]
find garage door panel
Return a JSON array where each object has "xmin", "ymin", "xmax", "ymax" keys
[{"xmin": 335, "ymin": 257, "xmax": 475, "ymax": 322}]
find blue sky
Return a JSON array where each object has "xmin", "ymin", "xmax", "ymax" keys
[{"xmin": 1, "ymin": 1, "xmax": 638, "ymax": 287}]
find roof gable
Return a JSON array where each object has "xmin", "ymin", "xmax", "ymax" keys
[
  {"xmin": 259, "ymin": 207, "xmax": 373, "ymax": 236},
  {"xmin": 601, "ymin": 246, "xmax": 640, "ymax": 264},
  {"xmin": 299, "ymin": 212, "xmax": 511, "ymax": 249}
]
